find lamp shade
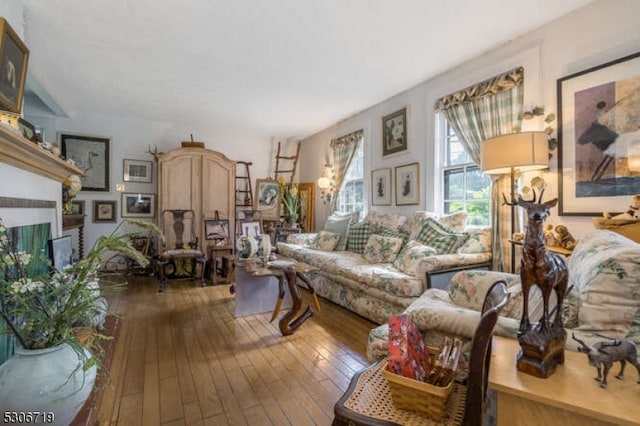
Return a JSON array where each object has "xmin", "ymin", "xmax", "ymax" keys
[{"xmin": 481, "ymin": 131, "xmax": 549, "ymax": 175}]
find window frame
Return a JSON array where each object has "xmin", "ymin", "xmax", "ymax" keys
[{"xmin": 336, "ymin": 139, "xmax": 365, "ymax": 215}]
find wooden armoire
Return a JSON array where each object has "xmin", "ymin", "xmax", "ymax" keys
[{"xmin": 157, "ymin": 147, "xmax": 235, "ymax": 255}]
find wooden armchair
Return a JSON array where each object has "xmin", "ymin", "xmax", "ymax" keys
[
  {"xmin": 333, "ymin": 280, "xmax": 509, "ymax": 425},
  {"xmin": 157, "ymin": 209, "xmax": 207, "ymax": 292}
]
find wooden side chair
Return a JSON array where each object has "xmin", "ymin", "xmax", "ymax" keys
[
  {"xmin": 157, "ymin": 209, "xmax": 207, "ymax": 292},
  {"xmin": 333, "ymin": 280, "xmax": 509, "ymax": 426}
]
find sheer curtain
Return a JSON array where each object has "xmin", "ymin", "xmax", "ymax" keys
[
  {"xmin": 329, "ymin": 130, "xmax": 363, "ymax": 212},
  {"xmin": 435, "ymin": 67, "xmax": 524, "ymax": 271}
]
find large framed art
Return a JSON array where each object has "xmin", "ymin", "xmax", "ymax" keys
[
  {"xmin": 0, "ymin": 18, "xmax": 29, "ymax": 114},
  {"xmin": 60, "ymin": 132, "xmax": 111, "ymax": 192},
  {"xmin": 557, "ymin": 51, "xmax": 640, "ymax": 216}
]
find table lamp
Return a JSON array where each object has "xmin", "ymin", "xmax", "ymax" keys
[{"xmin": 481, "ymin": 131, "xmax": 549, "ymax": 272}]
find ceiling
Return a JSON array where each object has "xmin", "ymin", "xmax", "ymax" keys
[{"xmin": 22, "ymin": 0, "xmax": 594, "ymax": 141}]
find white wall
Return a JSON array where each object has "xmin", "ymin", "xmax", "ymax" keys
[{"xmin": 300, "ymin": 0, "xmax": 640, "ymax": 237}]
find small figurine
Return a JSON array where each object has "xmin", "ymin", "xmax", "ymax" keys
[
  {"xmin": 572, "ymin": 334, "xmax": 640, "ymax": 388},
  {"xmin": 543, "ymin": 223, "xmax": 559, "ymax": 246},
  {"xmin": 555, "ymin": 225, "xmax": 577, "ymax": 250},
  {"xmin": 604, "ymin": 194, "xmax": 640, "ymax": 220}
]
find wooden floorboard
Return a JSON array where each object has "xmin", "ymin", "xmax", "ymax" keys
[{"xmin": 98, "ymin": 274, "xmax": 375, "ymax": 425}]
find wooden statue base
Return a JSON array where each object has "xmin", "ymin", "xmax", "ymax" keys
[{"xmin": 516, "ymin": 324, "xmax": 566, "ymax": 378}]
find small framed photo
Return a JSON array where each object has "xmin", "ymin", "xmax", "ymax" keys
[
  {"xmin": 205, "ymin": 219, "xmax": 230, "ymax": 240},
  {"xmin": 395, "ymin": 162, "xmax": 420, "ymax": 206},
  {"xmin": 60, "ymin": 132, "xmax": 110, "ymax": 192},
  {"xmin": 123, "ymin": 159, "xmax": 153, "ymax": 183},
  {"xmin": 238, "ymin": 220, "xmax": 263, "ymax": 239},
  {"xmin": 0, "ymin": 18, "xmax": 29, "ymax": 114},
  {"xmin": 93, "ymin": 200, "xmax": 117, "ymax": 223},
  {"xmin": 382, "ymin": 107, "xmax": 408, "ymax": 157},
  {"xmin": 121, "ymin": 192, "xmax": 156, "ymax": 218},
  {"xmin": 49, "ymin": 235, "xmax": 73, "ymax": 273},
  {"xmin": 371, "ymin": 168, "xmax": 392, "ymax": 206},
  {"xmin": 254, "ymin": 179, "xmax": 280, "ymax": 220},
  {"xmin": 69, "ymin": 200, "xmax": 85, "ymax": 215},
  {"xmin": 18, "ymin": 117, "xmax": 35, "ymax": 141}
]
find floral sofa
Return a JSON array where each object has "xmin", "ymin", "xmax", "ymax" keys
[
  {"xmin": 366, "ymin": 229, "xmax": 640, "ymax": 372},
  {"xmin": 276, "ymin": 211, "xmax": 492, "ymax": 324}
]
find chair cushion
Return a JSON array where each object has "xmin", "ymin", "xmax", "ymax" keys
[
  {"xmin": 363, "ymin": 234, "xmax": 404, "ymax": 264},
  {"xmin": 308, "ymin": 230, "xmax": 341, "ymax": 251}
]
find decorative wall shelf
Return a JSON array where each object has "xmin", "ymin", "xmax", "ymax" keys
[{"xmin": 0, "ymin": 124, "xmax": 82, "ymax": 182}]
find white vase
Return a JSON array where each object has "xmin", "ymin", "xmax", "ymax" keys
[{"xmin": 0, "ymin": 343, "xmax": 97, "ymax": 426}]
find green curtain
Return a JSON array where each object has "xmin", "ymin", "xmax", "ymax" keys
[
  {"xmin": 436, "ymin": 67, "xmax": 524, "ymax": 271},
  {"xmin": 330, "ymin": 130, "xmax": 363, "ymax": 212}
]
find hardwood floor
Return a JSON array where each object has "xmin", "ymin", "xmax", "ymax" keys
[{"xmin": 97, "ymin": 274, "xmax": 376, "ymax": 425}]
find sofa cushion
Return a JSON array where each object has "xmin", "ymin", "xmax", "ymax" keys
[
  {"xmin": 324, "ymin": 215, "xmax": 352, "ymax": 251},
  {"xmin": 414, "ymin": 218, "xmax": 468, "ymax": 254},
  {"xmin": 363, "ymin": 234, "xmax": 404, "ymax": 264},
  {"xmin": 347, "ymin": 221, "xmax": 372, "ymax": 254},
  {"xmin": 392, "ymin": 240, "xmax": 437, "ymax": 277},
  {"xmin": 377, "ymin": 227, "xmax": 410, "ymax": 249},
  {"xmin": 457, "ymin": 226, "xmax": 491, "ymax": 254},
  {"xmin": 308, "ymin": 230, "xmax": 341, "ymax": 251},
  {"xmin": 569, "ymin": 230, "xmax": 640, "ymax": 342},
  {"xmin": 363, "ymin": 211, "xmax": 407, "ymax": 232},
  {"xmin": 408, "ymin": 211, "xmax": 468, "ymax": 237}
]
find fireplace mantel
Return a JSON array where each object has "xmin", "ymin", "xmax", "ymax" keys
[{"xmin": 0, "ymin": 124, "xmax": 82, "ymax": 183}]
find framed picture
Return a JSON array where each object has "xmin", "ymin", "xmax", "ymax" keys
[
  {"xmin": 382, "ymin": 107, "xmax": 408, "ymax": 157},
  {"xmin": 557, "ymin": 52, "xmax": 640, "ymax": 216},
  {"xmin": 60, "ymin": 132, "xmax": 111, "ymax": 192},
  {"xmin": 371, "ymin": 168, "xmax": 392, "ymax": 206},
  {"xmin": 205, "ymin": 219, "xmax": 230, "ymax": 240},
  {"xmin": 238, "ymin": 220, "xmax": 262, "ymax": 239},
  {"xmin": 93, "ymin": 200, "xmax": 117, "ymax": 223},
  {"xmin": 254, "ymin": 179, "xmax": 280, "ymax": 220},
  {"xmin": 0, "ymin": 18, "xmax": 29, "ymax": 114},
  {"xmin": 18, "ymin": 117, "xmax": 35, "ymax": 141},
  {"xmin": 297, "ymin": 182, "xmax": 314, "ymax": 233},
  {"xmin": 69, "ymin": 200, "xmax": 85, "ymax": 216},
  {"xmin": 121, "ymin": 192, "xmax": 155, "ymax": 218},
  {"xmin": 123, "ymin": 159, "xmax": 153, "ymax": 183},
  {"xmin": 395, "ymin": 162, "xmax": 420, "ymax": 206},
  {"xmin": 49, "ymin": 235, "xmax": 73, "ymax": 273}
]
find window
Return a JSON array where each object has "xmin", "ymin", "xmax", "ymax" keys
[
  {"xmin": 439, "ymin": 114, "xmax": 491, "ymax": 226},
  {"xmin": 336, "ymin": 140, "xmax": 364, "ymax": 215}
]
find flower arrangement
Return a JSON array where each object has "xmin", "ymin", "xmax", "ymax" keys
[
  {"xmin": 277, "ymin": 176, "xmax": 300, "ymax": 222},
  {"xmin": 62, "ymin": 174, "xmax": 82, "ymax": 214},
  {"xmin": 0, "ymin": 217, "xmax": 158, "ymax": 367}
]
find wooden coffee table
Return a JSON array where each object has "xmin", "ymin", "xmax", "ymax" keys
[{"xmin": 235, "ymin": 256, "xmax": 320, "ymax": 335}]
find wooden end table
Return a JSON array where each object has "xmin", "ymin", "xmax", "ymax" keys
[{"xmin": 235, "ymin": 257, "xmax": 320, "ymax": 335}]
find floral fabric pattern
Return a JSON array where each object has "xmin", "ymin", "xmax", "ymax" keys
[
  {"xmin": 285, "ymin": 232, "xmax": 316, "ymax": 245},
  {"xmin": 308, "ymin": 230, "xmax": 341, "ymax": 251},
  {"xmin": 363, "ymin": 234, "xmax": 404, "ymax": 264},
  {"xmin": 457, "ymin": 226, "xmax": 492, "ymax": 254},
  {"xmin": 363, "ymin": 211, "xmax": 407, "ymax": 233},
  {"xmin": 392, "ymin": 240, "xmax": 437, "ymax": 277},
  {"xmin": 323, "ymin": 216, "xmax": 352, "ymax": 251}
]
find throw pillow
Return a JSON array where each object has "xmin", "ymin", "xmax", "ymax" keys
[
  {"xmin": 323, "ymin": 215, "xmax": 352, "ymax": 251},
  {"xmin": 363, "ymin": 211, "xmax": 407, "ymax": 232},
  {"xmin": 458, "ymin": 227, "xmax": 492, "ymax": 254},
  {"xmin": 437, "ymin": 211, "xmax": 468, "ymax": 233},
  {"xmin": 414, "ymin": 218, "xmax": 468, "ymax": 254},
  {"xmin": 308, "ymin": 230, "xmax": 341, "ymax": 251},
  {"xmin": 363, "ymin": 234, "xmax": 404, "ymax": 264},
  {"xmin": 392, "ymin": 240, "xmax": 438, "ymax": 277},
  {"xmin": 347, "ymin": 222, "xmax": 372, "ymax": 254}
]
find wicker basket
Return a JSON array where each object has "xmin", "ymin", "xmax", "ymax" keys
[{"xmin": 381, "ymin": 356, "xmax": 453, "ymax": 421}]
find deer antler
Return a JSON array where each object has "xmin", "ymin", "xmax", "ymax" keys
[{"xmin": 147, "ymin": 145, "xmax": 159, "ymax": 161}]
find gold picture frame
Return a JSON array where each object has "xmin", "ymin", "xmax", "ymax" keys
[
  {"xmin": 297, "ymin": 182, "xmax": 314, "ymax": 232},
  {"xmin": 0, "ymin": 18, "xmax": 29, "ymax": 113}
]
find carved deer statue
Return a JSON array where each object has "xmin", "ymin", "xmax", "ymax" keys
[{"xmin": 508, "ymin": 188, "xmax": 568, "ymax": 334}]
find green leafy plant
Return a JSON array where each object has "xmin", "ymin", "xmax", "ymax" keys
[
  {"xmin": 277, "ymin": 176, "xmax": 300, "ymax": 219},
  {"xmin": 0, "ymin": 218, "xmax": 158, "ymax": 370}
]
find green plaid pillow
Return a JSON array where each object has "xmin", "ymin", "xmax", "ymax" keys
[
  {"xmin": 347, "ymin": 222, "xmax": 372, "ymax": 254},
  {"xmin": 414, "ymin": 218, "xmax": 468, "ymax": 254},
  {"xmin": 377, "ymin": 227, "xmax": 410, "ymax": 245}
]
